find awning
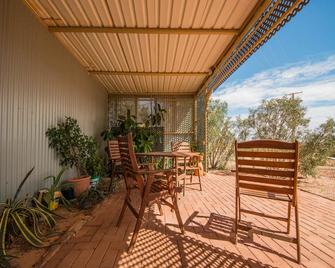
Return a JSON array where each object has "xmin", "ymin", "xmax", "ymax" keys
[{"xmin": 24, "ymin": 0, "xmax": 309, "ymax": 96}]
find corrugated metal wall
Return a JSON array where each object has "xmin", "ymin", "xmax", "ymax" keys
[{"xmin": 0, "ymin": 0, "xmax": 108, "ymax": 200}]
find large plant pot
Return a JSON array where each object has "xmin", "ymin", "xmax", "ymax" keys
[{"xmin": 67, "ymin": 176, "xmax": 90, "ymax": 197}]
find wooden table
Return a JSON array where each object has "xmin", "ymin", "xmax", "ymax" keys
[
  {"xmin": 136, "ymin": 151, "xmax": 202, "ymax": 177},
  {"xmin": 136, "ymin": 151, "xmax": 186, "ymax": 169}
]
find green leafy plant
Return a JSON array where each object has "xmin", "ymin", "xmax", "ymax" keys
[
  {"xmin": 78, "ymin": 188, "xmax": 105, "ymax": 210},
  {"xmin": 101, "ymin": 106, "xmax": 166, "ymax": 153},
  {"xmin": 83, "ymin": 153, "xmax": 103, "ymax": 177},
  {"xmin": 133, "ymin": 127, "xmax": 155, "ymax": 153},
  {"xmin": 0, "ymin": 167, "xmax": 57, "ymax": 256},
  {"xmin": 43, "ymin": 168, "xmax": 72, "ymax": 210},
  {"xmin": 300, "ymin": 118, "xmax": 335, "ymax": 176},
  {"xmin": 118, "ymin": 110, "xmax": 138, "ymax": 135},
  {"xmin": 208, "ymin": 99, "xmax": 235, "ymax": 169},
  {"xmin": 46, "ymin": 116, "xmax": 99, "ymax": 176},
  {"xmin": 147, "ymin": 103, "xmax": 166, "ymax": 127}
]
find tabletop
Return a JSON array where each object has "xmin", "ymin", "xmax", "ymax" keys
[{"xmin": 136, "ymin": 151, "xmax": 201, "ymax": 158}]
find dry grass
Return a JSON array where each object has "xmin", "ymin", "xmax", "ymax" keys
[
  {"xmin": 299, "ymin": 159, "xmax": 335, "ymax": 200},
  {"xmin": 213, "ymin": 159, "xmax": 335, "ymax": 201}
]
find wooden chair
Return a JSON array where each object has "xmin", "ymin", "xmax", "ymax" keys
[
  {"xmin": 117, "ymin": 133, "xmax": 184, "ymax": 251},
  {"xmin": 172, "ymin": 141, "xmax": 202, "ymax": 196},
  {"xmin": 107, "ymin": 139, "xmax": 123, "ymax": 192},
  {"xmin": 234, "ymin": 139, "xmax": 301, "ymax": 263}
]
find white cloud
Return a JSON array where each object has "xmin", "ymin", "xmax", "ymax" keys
[
  {"xmin": 213, "ymin": 55, "xmax": 335, "ymax": 128},
  {"xmin": 306, "ymin": 105, "xmax": 335, "ymax": 129}
]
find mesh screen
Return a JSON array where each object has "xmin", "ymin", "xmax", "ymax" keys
[
  {"xmin": 196, "ymin": 93, "xmax": 206, "ymax": 152},
  {"xmin": 108, "ymin": 95, "xmax": 195, "ymax": 151}
]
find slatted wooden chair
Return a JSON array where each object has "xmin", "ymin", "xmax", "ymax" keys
[
  {"xmin": 172, "ymin": 141, "xmax": 202, "ymax": 196},
  {"xmin": 117, "ymin": 133, "xmax": 184, "ymax": 251},
  {"xmin": 234, "ymin": 139, "xmax": 301, "ymax": 263},
  {"xmin": 107, "ymin": 139, "xmax": 123, "ymax": 192}
]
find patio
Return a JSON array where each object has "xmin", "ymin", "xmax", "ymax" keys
[
  {"xmin": 1, "ymin": 1, "xmax": 322, "ymax": 267},
  {"xmin": 45, "ymin": 173, "xmax": 335, "ymax": 268}
]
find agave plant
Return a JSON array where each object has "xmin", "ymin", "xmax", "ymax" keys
[
  {"xmin": 43, "ymin": 168, "xmax": 72, "ymax": 210},
  {"xmin": 0, "ymin": 167, "xmax": 57, "ymax": 255}
]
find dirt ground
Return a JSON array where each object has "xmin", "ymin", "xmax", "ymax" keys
[
  {"xmin": 8, "ymin": 177, "xmax": 120, "ymax": 268},
  {"xmin": 8, "ymin": 207, "xmax": 86, "ymax": 268},
  {"xmin": 299, "ymin": 159, "xmax": 335, "ymax": 200},
  {"xmin": 213, "ymin": 159, "xmax": 335, "ymax": 201}
]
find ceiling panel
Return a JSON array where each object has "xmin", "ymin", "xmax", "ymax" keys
[{"xmin": 25, "ymin": 0, "xmax": 260, "ymax": 94}]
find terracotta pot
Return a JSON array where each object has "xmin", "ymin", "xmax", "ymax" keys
[{"xmin": 66, "ymin": 176, "xmax": 90, "ymax": 197}]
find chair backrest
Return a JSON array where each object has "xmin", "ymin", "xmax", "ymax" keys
[
  {"xmin": 235, "ymin": 139, "xmax": 299, "ymax": 204},
  {"xmin": 118, "ymin": 133, "xmax": 139, "ymax": 173},
  {"xmin": 172, "ymin": 141, "xmax": 192, "ymax": 166},
  {"xmin": 171, "ymin": 141, "xmax": 191, "ymax": 153},
  {"xmin": 108, "ymin": 139, "xmax": 121, "ymax": 161},
  {"xmin": 118, "ymin": 133, "xmax": 144, "ymax": 191}
]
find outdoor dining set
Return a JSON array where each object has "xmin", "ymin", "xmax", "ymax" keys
[{"xmin": 108, "ymin": 134, "xmax": 301, "ymax": 263}]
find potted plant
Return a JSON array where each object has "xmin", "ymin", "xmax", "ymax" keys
[
  {"xmin": 46, "ymin": 117, "xmax": 96, "ymax": 197},
  {"xmin": 0, "ymin": 167, "xmax": 57, "ymax": 256},
  {"xmin": 84, "ymin": 153, "xmax": 103, "ymax": 188},
  {"xmin": 41, "ymin": 168, "xmax": 72, "ymax": 211}
]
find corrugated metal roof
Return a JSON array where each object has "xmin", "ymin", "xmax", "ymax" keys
[{"xmin": 24, "ymin": 0, "xmax": 259, "ymax": 95}]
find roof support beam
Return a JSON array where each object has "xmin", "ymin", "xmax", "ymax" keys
[
  {"xmin": 89, "ymin": 71, "xmax": 209, "ymax": 76},
  {"xmin": 48, "ymin": 26, "xmax": 239, "ymax": 35}
]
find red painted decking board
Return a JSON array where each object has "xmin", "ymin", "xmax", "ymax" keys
[{"xmin": 45, "ymin": 174, "xmax": 335, "ymax": 268}]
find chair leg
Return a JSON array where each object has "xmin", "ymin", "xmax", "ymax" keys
[
  {"xmin": 157, "ymin": 201, "xmax": 163, "ymax": 216},
  {"xmin": 172, "ymin": 195, "xmax": 184, "ymax": 234},
  {"xmin": 117, "ymin": 198, "xmax": 128, "ymax": 227},
  {"xmin": 190, "ymin": 174, "xmax": 193, "ymax": 184},
  {"xmin": 295, "ymin": 203, "xmax": 301, "ymax": 264},
  {"xmin": 183, "ymin": 178, "xmax": 186, "ymax": 196},
  {"xmin": 128, "ymin": 199, "xmax": 147, "ymax": 252},
  {"xmin": 287, "ymin": 202, "xmax": 292, "ymax": 234},
  {"xmin": 108, "ymin": 164, "xmax": 116, "ymax": 192},
  {"xmin": 234, "ymin": 188, "xmax": 239, "ymax": 244},
  {"xmin": 198, "ymin": 173, "xmax": 202, "ymax": 191},
  {"xmin": 238, "ymin": 196, "xmax": 241, "ymax": 222}
]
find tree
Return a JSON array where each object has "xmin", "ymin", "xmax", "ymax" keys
[
  {"xmin": 235, "ymin": 97, "xmax": 310, "ymax": 141},
  {"xmin": 234, "ymin": 96, "xmax": 335, "ymax": 176},
  {"xmin": 208, "ymin": 99, "xmax": 234, "ymax": 169},
  {"xmin": 300, "ymin": 118, "xmax": 335, "ymax": 176}
]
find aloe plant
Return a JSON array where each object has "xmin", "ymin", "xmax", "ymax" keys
[
  {"xmin": 0, "ymin": 167, "xmax": 57, "ymax": 255},
  {"xmin": 43, "ymin": 168, "xmax": 72, "ymax": 210}
]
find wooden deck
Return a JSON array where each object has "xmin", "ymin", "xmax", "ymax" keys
[{"xmin": 46, "ymin": 174, "xmax": 335, "ymax": 268}]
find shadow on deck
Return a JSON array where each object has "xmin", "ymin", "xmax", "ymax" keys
[{"xmin": 46, "ymin": 174, "xmax": 335, "ymax": 268}]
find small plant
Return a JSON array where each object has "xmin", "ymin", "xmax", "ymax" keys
[
  {"xmin": 43, "ymin": 168, "xmax": 72, "ymax": 210},
  {"xmin": 0, "ymin": 167, "xmax": 57, "ymax": 256},
  {"xmin": 84, "ymin": 153, "xmax": 103, "ymax": 178},
  {"xmin": 78, "ymin": 188, "xmax": 105, "ymax": 210}
]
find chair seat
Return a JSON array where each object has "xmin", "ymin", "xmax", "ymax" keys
[
  {"xmin": 151, "ymin": 178, "xmax": 169, "ymax": 193},
  {"xmin": 240, "ymin": 188, "xmax": 292, "ymax": 202}
]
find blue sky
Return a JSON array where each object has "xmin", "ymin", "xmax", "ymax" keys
[{"xmin": 212, "ymin": 0, "xmax": 335, "ymax": 128}]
